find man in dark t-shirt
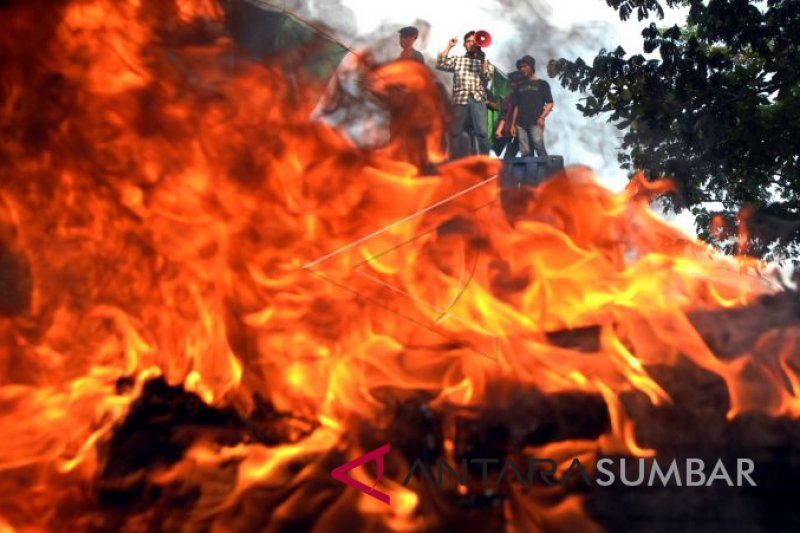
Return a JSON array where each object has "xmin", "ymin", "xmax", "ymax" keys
[{"xmin": 510, "ymin": 55, "xmax": 554, "ymax": 157}]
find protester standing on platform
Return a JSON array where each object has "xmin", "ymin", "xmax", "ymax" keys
[
  {"xmin": 493, "ymin": 70, "xmax": 524, "ymax": 159},
  {"xmin": 510, "ymin": 55, "xmax": 553, "ymax": 157},
  {"xmin": 436, "ymin": 31, "xmax": 494, "ymax": 158}
]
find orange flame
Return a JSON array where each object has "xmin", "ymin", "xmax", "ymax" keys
[{"xmin": 0, "ymin": 0, "xmax": 793, "ymax": 530}]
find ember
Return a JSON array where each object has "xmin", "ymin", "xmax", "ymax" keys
[{"xmin": 1, "ymin": 0, "xmax": 799, "ymax": 531}]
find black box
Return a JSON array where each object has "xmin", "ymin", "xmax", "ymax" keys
[
  {"xmin": 500, "ymin": 156, "xmax": 565, "ymax": 188},
  {"xmin": 499, "ymin": 156, "xmax": 565, "ymax": 221}
]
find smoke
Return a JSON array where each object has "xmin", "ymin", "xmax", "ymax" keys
[{"xmin": 254, "ymin": 0, "xmax": 359, "ymax": 35}]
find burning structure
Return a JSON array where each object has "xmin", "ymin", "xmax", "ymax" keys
[{"xmin": 1, "ymin": 1, "xmax": 800, "ymax": 531}]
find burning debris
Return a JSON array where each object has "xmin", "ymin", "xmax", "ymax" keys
[{"xmin": 1, "ymin": 0, "xmax": 800, "ymax": 531}]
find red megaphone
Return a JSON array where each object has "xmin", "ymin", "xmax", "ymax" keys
[{"xmin": 475, "ymin": 30, "xmax": 492, "ymax": 47}]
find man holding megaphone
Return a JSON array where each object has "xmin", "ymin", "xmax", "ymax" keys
[{"xmin": 436, "ymin": 30, "xmax": 495, "ymax": 159}]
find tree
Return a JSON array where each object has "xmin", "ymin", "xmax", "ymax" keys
[{"xmin": 548, "ymin": 0, "xmax": 800, "ymax": 259}]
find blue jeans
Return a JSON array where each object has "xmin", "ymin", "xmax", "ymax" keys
[
  {"xmin": 518, "ymin": 124, "xmax": 547, "ymax": 156},
  {"xmin": 450, "ymin": 95, "xmax": 490, "ymax": 158}
]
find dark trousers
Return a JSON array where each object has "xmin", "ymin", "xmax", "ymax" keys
[
  {"xmin": 450, "ymin": 95, "xmax": 490, "ymax": 159},
  {"xmin": 492, "ymin": 135, "xmax": 519, "ymax": 159},
  {"xmin": 517, "ymin": 124, "xmax": 547, "ymax": 156}
]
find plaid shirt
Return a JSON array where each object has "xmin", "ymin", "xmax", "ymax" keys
[{"xmin": 436, "ymin": 55, "xmax": 494, "ymax": 105}]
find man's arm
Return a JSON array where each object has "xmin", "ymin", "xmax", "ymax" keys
[
  {"xmin": 510, "ymin": 104, "xmax": 519, "ymax": 137},
  {"xmin": 494, "ymin": 118, "xmax": 505, "ymax": 137},
  {"xmin": 538, "ymin": 102, "xmax": 554, "ymax": 123},
  {"xmin": 537, "ymin": 82, "xmax": 554, "ymax": 126},
  {"xmin": 496, "ymin": 103, "xmax": 516, "ymax": 136},
  {"xmin": 436, "ymin": 37, "xmax": 458, "ymax": 72},
  {"xmin": 481, "ymin": 60, "xmax": 494, "ymax": 83}
]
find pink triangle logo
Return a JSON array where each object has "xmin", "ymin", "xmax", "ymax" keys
[{"xmin": 331, "ymin": 443, "xmax": 391, "ymax": 504}]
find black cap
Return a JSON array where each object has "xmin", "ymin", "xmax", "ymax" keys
[
  {"xmin": 516, "ymin": 55, "xmax": 536, "ymax": 71},
  {"xmin": 398, "ymin": 26, "xmax": 419, "ymax": 38},
  {"xmin": 508, "ymin": 70, "xmax": 524, "ymax": 82}
]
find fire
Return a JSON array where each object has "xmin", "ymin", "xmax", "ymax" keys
[{"xmin": 0, "ymin": 0, "xmax": 795, "ymax": 530}]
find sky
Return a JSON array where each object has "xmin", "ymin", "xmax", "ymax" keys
[
  {"xmin": 332, "ymin": 0, "xmax": 690, "ymax": 68},
  {"xmin": 337, "ymin": 0, "xmax": 682, "ymax": 59}
]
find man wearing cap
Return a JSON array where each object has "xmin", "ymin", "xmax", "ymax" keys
[
  {"xmin": 398, "ymin": 26, "xmax": 425, "ymax": 63},
  {"xmin": 510, "ymin": 55, "xmax": 554, "ymax": 157},
  {"xmin": 436, "ymin": 31, "xmax": 495, "ymax": 158}
]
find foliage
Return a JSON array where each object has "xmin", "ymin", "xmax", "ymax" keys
[{"xmin": 548, "ymin": 0, "xmax": 800, "ymax": 258}]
